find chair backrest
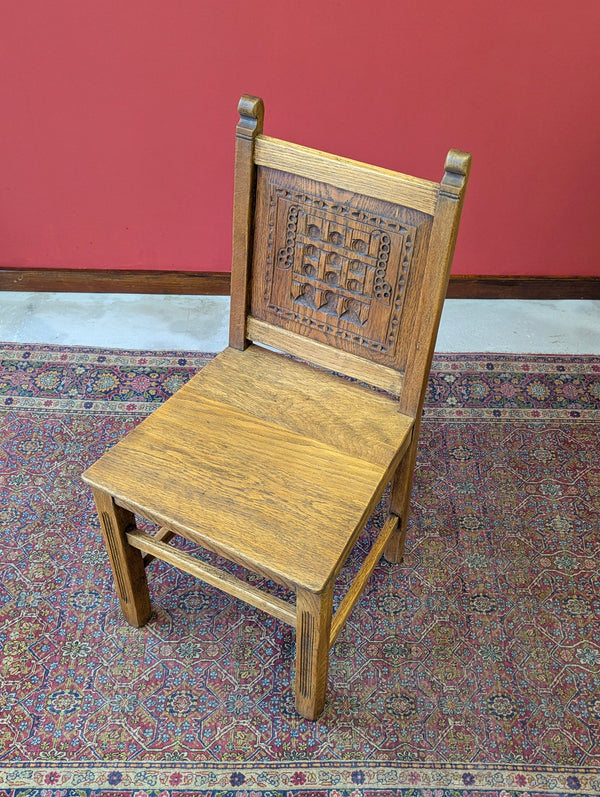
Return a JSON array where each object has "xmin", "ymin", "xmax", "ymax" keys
[{"xmin": 229, "ymin": 95, "xmax": 470, "ymax": 420}]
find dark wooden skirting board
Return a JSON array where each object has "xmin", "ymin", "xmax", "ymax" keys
[
  {"xmin": 0, "ymin": 268, "xmax": 598, "ymax": 299},
  {"xmin": 446, "ymin": 275, "xmax": 600, "ymax": 300},
  {"xmin": 0, "ymin": 269, "xmax": 231, "ymax": 295}
]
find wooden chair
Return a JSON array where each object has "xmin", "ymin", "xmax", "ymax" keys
[{"xmin": 82, "ymin": 95, "xmax": 470, "ymax": 720}]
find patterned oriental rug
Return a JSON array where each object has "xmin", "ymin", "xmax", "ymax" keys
[{"xmin": 0, "ymin": 343, "xmax": 599, "ymax": 797}]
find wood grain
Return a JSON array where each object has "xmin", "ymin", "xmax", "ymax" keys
[
  {"xmin": 82, "ymin": 94, "xmax": 471, "ymax": 719},
  {"xmin": 83, "ymin": 377, "xmax": 396, "ymax": 592},
  {"xmin": 195, "ymin": 344, "xmax": 412, "ymax": 467},
  {"xmin": 296, "ymin": 585, "xmax": 333, "ymax": 719},
  {"xmin": 255, "ymin": 136, "xmax": 439, "ymax": 214},
  {"xmin": 330, "ymin": 513, "xmax": 398, "ymax": 646},
  {"xmin": 249, "ymin": 164, "xmax": 433, "ymax": 372},
  {"xmin": 127, "ymin": 528, "xmax": 296, "ymax": 626},
  {"xmin": 91, "ymin": 488, "xmax": 152, "ymax": 627},
  {"xmin": 141, "ymin": 525, "xmax": 175, "ymax": 566},
  {"xmin": 229, "ymin": 95, "xmax": 264, "ymax": 349},
  {"xmin": 246, "ymin": 318, "xmax": 405, "ymax": 396}
]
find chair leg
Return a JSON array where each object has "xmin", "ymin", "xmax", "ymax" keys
[
  {"xmin": 92, "ymin": 488, "xmax": 152, "ymax": 628},
  {"xmin": 384, "ymin": 444, "xmax": 417, "ymax": 564},
  {"xmin": 295, "ymin": 585, "xmax": 334, "ymax": 720}
]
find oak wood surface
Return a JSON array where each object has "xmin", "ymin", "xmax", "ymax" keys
[
  {"xmin": 192, "ymin": 345, "xmax": 412, "ymax": 467},
  {"xmin": 246, "ymin": 318, "xmax": 406, "ymax": 395},
  {"xmin": 127, "ymin": 528, "xmax": 296, "ymax": 626},
  {"xmin": 255, "ymin": 136, "xmax": 439, "ymax": 214},
  {"xmin": 83, "ymin": 347, "xmax": 412, "ymax": 592},
  {"xmin": 330, "ymin": 513, "xmax": 398, "ymax": 646},
  {"xmin": 91, "ymin": 489, "xmax": 151, "ymax": 627},
  {"xmin": 229, "ymin": 95, "xmax": 264, "ymax": 349},
  {"xmin": 249, "ymin": 162, "xmax": 434, "ymax": 373},
  {"xmin": 141, "ymin": 525, "xmax": 175, "ymax": 566},
  {"xmin": 296, "ymin": 585, "xmax": 334, "ymax": 719},
  {"xmin": 82, "ymin": 93, "xmax": 471, "ymax": 719}
]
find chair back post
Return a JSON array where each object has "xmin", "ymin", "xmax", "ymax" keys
[
  {"xmin": 398, "ymin": 149, "xmax": 471, "ymax": 420},
  {"xmin": 229, "ymin": 95, "xmax": 264, "ymax": 350}
]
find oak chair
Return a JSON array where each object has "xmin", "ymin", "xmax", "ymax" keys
[{"xmin": 82, "ymin": 95, "xmax": 470, "ymax": 720}]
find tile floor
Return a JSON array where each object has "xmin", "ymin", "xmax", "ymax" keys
[{"xmin": 0, "ymin": 292, "xmax": 598, "ymax": 354}]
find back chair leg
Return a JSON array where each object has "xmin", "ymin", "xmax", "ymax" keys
[
  {"xmin": 384, "ymin": 443, "xmax": 418, "ymax": 563},
  {"xmin": 295, "ymin": 585, "xmax": 334, "ymax": 720},
  {"xmin": 92, "ymin": 488, "xmax": 152, "ymax": 628}
]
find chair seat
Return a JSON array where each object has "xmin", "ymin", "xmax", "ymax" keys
[{"xmin": 83, "ymin": 345, "xmax": 414, "ymax": 593}]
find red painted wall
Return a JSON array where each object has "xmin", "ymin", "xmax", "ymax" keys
[{"xmin": 1, "ymin": 0, "xmax": 599, "ymax": 277}]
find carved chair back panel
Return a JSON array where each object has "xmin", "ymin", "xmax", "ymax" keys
[{"xmin": 250, "ymin": 167, "xmax": 433, "ymax": 371}]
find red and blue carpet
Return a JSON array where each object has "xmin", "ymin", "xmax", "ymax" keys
[{"xmin": 0, "ymin": 343, "xmax": 599, "ymax": 796}]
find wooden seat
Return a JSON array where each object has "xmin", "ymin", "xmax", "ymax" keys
[{"xmin": 82, "ymin": 95, "xmax": 471, "ymax": 720}]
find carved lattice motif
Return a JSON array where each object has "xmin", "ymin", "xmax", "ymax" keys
[{"xmin": 261, "ymin": 184, "xmax": 418, "ymax": 355}]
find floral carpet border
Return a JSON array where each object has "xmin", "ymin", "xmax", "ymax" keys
[{"xmin": 1, "ymin": 760, "xmax": 599, "ymax": 794}]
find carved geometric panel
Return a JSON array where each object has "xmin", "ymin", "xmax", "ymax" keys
[{"xmin": 251, "ymin": 168, "xmax": 432, "ymax": 365}]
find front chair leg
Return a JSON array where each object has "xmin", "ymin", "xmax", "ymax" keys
[
  {"xmin": 92, "ymin": 488, "xmax": 152, "ymax": 628},
  {"xmin": 295, "ymin": 584, "xmax": 334, "ymax": 720}
]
